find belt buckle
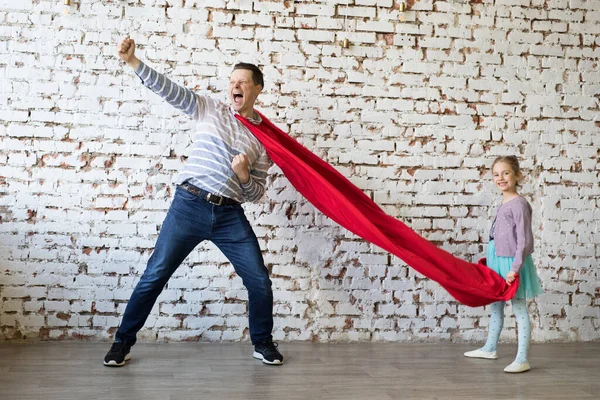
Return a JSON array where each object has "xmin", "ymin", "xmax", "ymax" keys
[{"xmin": 206, "ymin": 193, "xmax": 224, "ymax": 206}]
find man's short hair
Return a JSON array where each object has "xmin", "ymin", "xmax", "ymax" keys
[{"xmin": 233, "ymin": 62, "xmax": 264, "ymax": 88}]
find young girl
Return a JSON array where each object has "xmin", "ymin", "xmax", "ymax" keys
[{"xmin": 464, "ymin": 156, "xmax": 543, "ymax": 373}]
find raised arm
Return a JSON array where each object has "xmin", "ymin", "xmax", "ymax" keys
[{"xmin": 117, "ymin": 37, "xmax": 201, "ymax": 119}]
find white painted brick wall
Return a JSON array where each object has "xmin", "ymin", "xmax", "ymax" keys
[{"xmin": 0, "ymin": 0, "xmax": 598, "ymax": 343}]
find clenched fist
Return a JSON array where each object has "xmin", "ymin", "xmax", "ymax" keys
[
  {"xmin": 232, "ymin": 154, "xmax": 250, "ymax": 184},
  {"xmin": 117, "ymin": 37, "xmax": 140, "ymax": 70}
]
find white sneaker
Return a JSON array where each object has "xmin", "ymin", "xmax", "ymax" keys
[
  {"xmin": 463, "ymin": 349, "xmax": 498, "ymax": 359},
  {"xmin": 504, "ymin": 361, "xmax": 530, "ymax": 373}
]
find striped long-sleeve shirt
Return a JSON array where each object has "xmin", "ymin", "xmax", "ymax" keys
[{"xmin": 135, "ymin": 61, "xmax": 270, "ymax": 203}]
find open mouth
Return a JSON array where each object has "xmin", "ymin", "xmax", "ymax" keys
[{"xmin": 233, "ymin": 93, "xmax": 243, "ymax": 105}]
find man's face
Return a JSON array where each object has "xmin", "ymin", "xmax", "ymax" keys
[{"xmin": 229, "ymin": 69, "xmax": 262, "ymax": 117}]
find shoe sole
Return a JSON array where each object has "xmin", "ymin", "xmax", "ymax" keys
[
  {"xmin": 103, "ymin": 353, "xmax": 132, "ymax": 367},
  {"xmin": 464, "ymin": 353, "xmax": 498, "ymax": 360},
  {"xmin": 504, "ymin": 368, "xmax": 530, "ymax": 373},
  {"xmin": 253, "ymin": 351, "xmax": 283, "ymax": 365}
]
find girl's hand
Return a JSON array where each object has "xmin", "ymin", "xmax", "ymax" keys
[{"xmin": 506, "ymin": 271, "xmax": 517, "ymax": 285}]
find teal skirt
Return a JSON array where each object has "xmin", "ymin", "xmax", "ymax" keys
[{"xmin": 487, "ymin": 240, "xmax": 543, "ymax": 300}]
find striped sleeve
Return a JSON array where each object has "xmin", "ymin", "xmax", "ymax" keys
[
  {"xmin": 240, "ymin": 147, "xmax": 270, "ymax": 202},
  {"xmin": 135, "ymin": 61, "xmax": 202, "ymax": 120}
]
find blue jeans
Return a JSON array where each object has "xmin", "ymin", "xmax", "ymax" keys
[{"xmin": 115, "ymin": 187, "xmax": 273, "ymax": 345}]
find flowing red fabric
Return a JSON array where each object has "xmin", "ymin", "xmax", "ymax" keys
[{"xmin": 236, "ymin": 112, "xmax": 518, "ymax": 307}]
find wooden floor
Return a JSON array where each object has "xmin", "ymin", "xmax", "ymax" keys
[{"xmin": 0, "ymin": 342, "xmax": 598, "ymax": 399}]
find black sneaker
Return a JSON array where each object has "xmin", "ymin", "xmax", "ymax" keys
[
  {"xmin": 253, "ymin": 340, "xmax": 283, "ymax": 365},
  {"xmin": 103, "ymin": 342, "xmax": 132, "ymax": 367}
]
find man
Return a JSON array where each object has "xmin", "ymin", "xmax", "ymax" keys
[{"xmin": 103, "ymin": 37, "xmax": 283, "ymax": 366}]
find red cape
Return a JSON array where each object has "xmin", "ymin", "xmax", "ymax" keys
[{"xmin": 236, "ymin": 112, "xmax": 518, "ymax": 306}]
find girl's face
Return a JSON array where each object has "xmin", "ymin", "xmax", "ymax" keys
[{"xmin": 492, "ymin": 162, "xmax": 520, "ymax": 194}]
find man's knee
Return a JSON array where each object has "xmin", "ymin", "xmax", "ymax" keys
[
  {"xmin": 139, "ymin": 265, "xmax": 172, "ymax": 287},
  {"xmin": 246, "ymin": 274, "xmax": 272, "ymax": 295}
]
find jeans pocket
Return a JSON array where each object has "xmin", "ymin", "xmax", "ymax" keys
[{"xmin": 176, "ymin": 186, "xmax": 199, "ymax": 201}]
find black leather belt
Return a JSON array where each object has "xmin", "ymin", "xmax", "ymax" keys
[{"xmin": 179, "ymin": 182, "xmax": 240, "ymax": 206}]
